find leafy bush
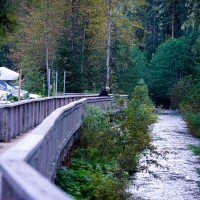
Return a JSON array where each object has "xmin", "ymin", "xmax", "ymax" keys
[
  {"xmin": 149, "ymin": 37, "xmax": 194, "ymax": 102},
  {"xmin": 125, "ymin": 80, "xmax": 156, "ymax": 134},
  {"xmin": 121, "ymin": 80, "xmax": 157, "ymax": 172},
  {"xmin": 23, "ymin": 70, "xmax": 44, "ymax": 94},
  {"xmin": 188, "ymin": 145, "xmax": 200, "ymax": 175},
  {"xmin": 56, "ymin": 154, "xmax": 128, "ymax": 200},
  {"xmin": 184, "ymin": 112, "xmax": 200, "ymax": 137},
  {"xmin": 55, "ymin": 81, "xmax": 156, "ymax": 199},
  {"xmin": 178, "ymin": 76, "xmax": 200, "ymax": 136}
]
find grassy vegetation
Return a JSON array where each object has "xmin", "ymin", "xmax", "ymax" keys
[
  {"xmin": 188, "ymin": 145, "xmax": 200, "ymax": 175},
  {"xmin": 178, "ymin": 79, "xmax": 200, "ymax": 137}
]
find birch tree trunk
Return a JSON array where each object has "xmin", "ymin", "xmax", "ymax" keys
[
  {"xmin": 81, "ymin": 22, "xmax": 86, "ymax": 74},
  {"xmin": 71, "ymin": 0, "xmax": 76, "ymax": 59},
  {"xmin": 71, "ymin": 0, "xmax": 77, "ymax": 92},
  {"xmin": 106, "ymin": 0, "xmax": 112, "ymax": 87},
  {"xmin": 80, "ymin": 22, "xmax": 86, "ymax": 89},
  {"xmin": 45, "ymin": 0, "xmax": 50, "ymax": 96},
  {"xmin": 172, "ymin": 0, "xmax": 175, "ymax": 38}
]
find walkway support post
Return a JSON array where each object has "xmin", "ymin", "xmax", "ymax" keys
[
  {"xmin": 63, "ymin": 71, "xmax": 66, "ymax": 95},
  {"xmin": 18, "ymin": 69, "xmax": 22, "ymax": 101}
]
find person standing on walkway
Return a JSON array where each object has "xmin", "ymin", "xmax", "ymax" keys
[{"xmin": 98, "ymin": 86, "xmax": 110, "ymax": 96}]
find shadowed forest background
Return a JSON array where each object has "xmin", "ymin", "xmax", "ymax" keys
[{"xmin": 0, "ymin": 0, "xmax": 200, "ymax": 134}]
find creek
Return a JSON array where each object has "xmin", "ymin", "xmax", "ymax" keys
[{"xmin": 129, "ymin": 110, "xmax": 200, "ymax": 200}]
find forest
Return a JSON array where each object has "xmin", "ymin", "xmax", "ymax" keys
[{"xmin": 0, "ymin": 0, "xmax": 200, "ymax": 134}]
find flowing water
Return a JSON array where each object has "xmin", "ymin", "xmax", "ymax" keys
[{"xmin": 129, "ymin": 110, "xmax": 200, "ymax": 200}]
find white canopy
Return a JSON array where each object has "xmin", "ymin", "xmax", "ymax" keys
[{"xmin": 0, "ymin": 67, "xmax": 19, "ymax": 80}]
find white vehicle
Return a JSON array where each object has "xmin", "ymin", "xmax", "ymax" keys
[
  {"xmin": 0, "ymin": 89, "xmax": 12, "ymax": 101},
  {"xmin": 29, "ymin": 93, "xmax": 41, "ymax": 99},
  {"xmin": 0, "ymin": 81, "xmax": 29, "ymax": 100},
  {"xmin": 14, "ymin": 85, "xmax": 41, "ymax": 99}
]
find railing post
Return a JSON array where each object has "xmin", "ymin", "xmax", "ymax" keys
[
  {"xmin": 25, "ymin": 103, "xmax": 29, "ymax": 132},
  {"xmin": 14, "ymin": 106, "xmax": 18, "ymax": 137},
  {"xmin": 30, "ymin": 102, "xmax": 34, "ymax": 129},
  {"xmin": 36, "ymin": 101, "xmax": 39, "ymax": 124},
  {"xmin": 6, "ymin": 108, "xmax": 12, "ymax": 141},
  {"xmin": 0, "ymin": 108, "xmax": 4, "ymax": 141},
  {"xmin": 19, "ymin": 105, "xmax": 23, "ymax": 135}
]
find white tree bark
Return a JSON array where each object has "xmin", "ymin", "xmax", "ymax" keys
[
  {"xmin": 106, "ymin": 0, "xmax": 112, "ymax": 87},
  {"xmin": 172, "ymin": 0, "xmax": 175, "ymax": 38},
  {"xmin": 45, "ymin": 0, "xmax": 50, "ymax": 96}
]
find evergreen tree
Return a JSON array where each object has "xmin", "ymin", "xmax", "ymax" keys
[
  {"xmin": 148, "ymin": 37, "xmax": 194, "ymax": 106},
  {"xmin": 0, "ymin": 44, "xmax": 14, "ymax": 68},
  {"xmin": 0, "ymin": 0, "xmax": 17, "ymax": 44}
]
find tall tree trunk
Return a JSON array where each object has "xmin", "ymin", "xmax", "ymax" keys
[
  {"xmin": 45, "ymin": 0, "xmax": 50, "ymax": 96},
  {"xmin": 71, "ymin": 0, "xmax": 76, "ymax": 58},
  {"xmin": 172, "ymin": 0, "xmax": 175, "ymax": 38},
  {"xmin": 71, "ymin": 0, "xmax": 77, "ymax": 91},
  {"xmin": 106, "ymin": 0, "xmax": 112, "ymax": 87},
  {"xmin": 81, "ymin": 21, "xmax": 86, "ymax": 72},
  {"xmin": 152, "ymin": 14, "xmax": 156, "ymax": 51},
  {"xmin": 81, "ymin": 22, "xmax": 86, "ymax": 88}
]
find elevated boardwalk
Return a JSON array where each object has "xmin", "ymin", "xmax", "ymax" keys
[{"xmin": 0, "ymin": 94, "xmax": 128, "ymax": 200}]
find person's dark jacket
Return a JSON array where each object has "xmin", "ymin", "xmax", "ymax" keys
[{"xmin": 98, "ymin": 89, "xmax": 109, "ymax": 96}]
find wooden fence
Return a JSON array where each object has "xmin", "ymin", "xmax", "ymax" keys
[
  {"xmin": 0, "ymin": 95, "xmax": 128, "ymax": 200},
  {"xmin": 0, "ymin": 94, "xmax": 97, "ymax": 142}
]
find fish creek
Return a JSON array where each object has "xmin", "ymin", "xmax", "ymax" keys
[{"xmin": 129, "ymin": 110, "xmax": 200, "ymax": 200}]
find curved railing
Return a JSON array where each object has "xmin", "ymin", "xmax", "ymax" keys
[
  {"xmin": 0, "ymin": 96, "xmax": 128, "ymax": 200},
  {"xmin": 0, "ymin": 94, "xmax": 98, "ymax": 142}
]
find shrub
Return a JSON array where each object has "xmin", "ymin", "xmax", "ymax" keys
[
  {"xmin": 179, "ymin": 77, "xmax": 200, "ymax": 136},
  {"xmin": 55, "ymin": 81, "xmax": 156, "ymax": 199},
  {"xmin": 184, "ymin": 112, "xmax": 200, "ymax": 136},
  {"xmin": 55, "ymin": 156, "xmax": 128, "ymax": 200}
]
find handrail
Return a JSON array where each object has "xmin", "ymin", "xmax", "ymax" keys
[
  {"xmin": 0, "ymin": 96, "xmax": 119, "ymax": 200},
  {"xmin": 0, "ymin": 160, "xmax": 72, "ymax": 200},
  {"xmin": 0, "ymin": 94, "xmax": 98, "ymax": 142}
]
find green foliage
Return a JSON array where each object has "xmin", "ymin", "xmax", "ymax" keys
[
  {"xmin": 113, "ymin": 94, "xmax": 125, "ymax": 107},
  {"xmin": 126, "ymin": 80, "xmax": 156, "ymax": 133},
  {"xmin": 23, "ymin": 70, "xmax": 44, "ymax": 94},
  {"xmin": 122, "ymin": 80, "xmax": 157, "ymax": 172},
  {"xmin": 176, "ymin": 75, "xmax": 200, "ymax": 136},
  {"xmin": 148, "ymin": 37, "xmax": 195, "ymax": 106},
  {"xmin": 188, "ymin": 145, "xmax": 200, "ymax": 175},
  {"xmin": 81, "ymin": 106, "xmax": 116, "ymax": 161},
  {"xmin": 56, "ymin": 159, "xmax": 128, "ymax": 200},
  {"xmin": 0, "ymin": 44, "xmax": 14, "ymax": 68},
  {"xmin": 180, "ymin": 83, "xmax": 200, "ymax": 136},
  {"xmin": 136, "ymin": 0, "xmax": 188, "ymax": 59},
  {"xmin": 0, "ymin": 0, "xmax": 17, "ymax": 44},
  {"xmin": 55, "ymin": 82, "xmax": 156, "ymax": 199},
  {"xmin": 0, "ymin": 0, "xmax": 199, "ymax": 105},
  {"xmin": 189, "ymin": 145, "xmax": 200, "ymax": 156},
  {"xmin": 184, "ymin": 113, "xmax": 200, "ymax": 136},
  {"xmin": 55, "ymin": 105, "xmax": 130, "ymax": 199},
  {"xmin": 113, "ymin": 45, "xmax": 148, "ymax": 96},
  {"xmin": 55, "ymin": 37, "xmax": 83, "ymax": 93}
]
